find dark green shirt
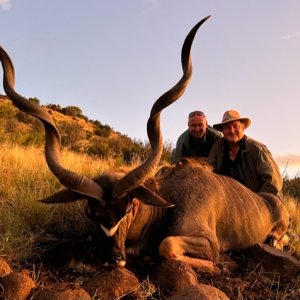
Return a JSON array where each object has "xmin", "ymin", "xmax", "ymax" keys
[
  {"xmin": 220, "ymin": 136, "xmax": 246, "ymax": 185},
  {"xmin": 172, "ymin": 126, "xmax": 222, "ymax": 163}
]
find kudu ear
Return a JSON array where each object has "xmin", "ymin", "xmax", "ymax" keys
[
  {"xmin": 40, "ymin": 189, "xmax": 82, "ymax": 204},
  {"xmin": 132, "ymin": 185, "xmax": 174, "ymax": 208}
]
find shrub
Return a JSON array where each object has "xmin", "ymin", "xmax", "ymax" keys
[
  {"xmin": 15, "ymin": 111, "xmax": 35, "ymax": 124},
  {"xmin": 87, "ymin": 138, "xmax": 111, "ymax": 157},
  {"xmin": 122, "ymin": 140, "xmax": 148, "ymax": 164},
  {"xmin": 62, "ymin": 106, "xmax": 82, "ymax": 117},
  {"xmin": 283, "ymin": 176, "xmax": 300, "ymax": 200},
  {"xmin": 22, "ymin": 131, "xmax": 45, "ymax": 146},
  {"xmin": 90, "ymin": 120, "xmax": 102, "ymax": 127},
  {"xmin": 120, "ymin": 139, "xmax": 172, "ymax": 165},
  {"xmin": 58, "ymin": 121, "xmax": 84, "ymax": 148},
  {"xmin": 5, "ymin": 118, "xmax": 20, "ymax": 133},
  {"xmin": 4, "ymin": 119, "xmax": 27, "ymax": 144},
  {"xmin": 28, "ymin": 97, "xmax": 40, "ymax": 105},
  {"xmin": 46, "ymin": 103, "xmax": 62, "ymax": 112},
  {"xmin": 94, "ymin": 124, "xmax": 112, "ymax": 137},
  {"xmin": 86, "ymin": 131, "xmax": 93, "ymax": 140},
  {"xmin": 0, "ymin": 102, "xmax": 15, "ymax": 119}
]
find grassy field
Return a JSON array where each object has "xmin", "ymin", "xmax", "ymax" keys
[{"xmin": 0, "ymin": 143, "xmax": 300, "ymax": 268}]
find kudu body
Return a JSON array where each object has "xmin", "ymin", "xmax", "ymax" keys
[{"xmin": 1, "ymin": 16, "xmax": 289, "ymax": 273}]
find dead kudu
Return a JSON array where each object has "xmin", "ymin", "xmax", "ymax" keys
[{"xmin": 0, "ymin": 16, "xmax": 289, "ymax": 274}]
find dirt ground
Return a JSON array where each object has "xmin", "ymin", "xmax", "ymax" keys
[
  {"xmin": 26, "ymin": 247, "xmax": 300, "ymax": 299},
  {"xmin": 2, "ymin": 237, "xmax": 300, "ymax": 299}
]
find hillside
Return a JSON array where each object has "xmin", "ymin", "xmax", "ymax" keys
[{"xmin": 0, "ymin": 94, "xmax": 172, "ymax": 163}]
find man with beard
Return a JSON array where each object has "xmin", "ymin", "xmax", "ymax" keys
[{"xmin": 209, "ymin": 110, "xmax": 282, "ymax": 196}]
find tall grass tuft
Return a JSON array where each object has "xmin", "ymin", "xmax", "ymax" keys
[{"xmin": 284, "ymin": 195, "xmax": 300, "ymax": 257}]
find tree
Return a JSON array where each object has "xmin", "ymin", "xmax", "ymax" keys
[
  {"xmin": 58, "ymin": 121, "xmax": 84, "ymax": 148},
  {"xmin": 62, "ymin": 106, "xmax": 83, "ymax": 117}
]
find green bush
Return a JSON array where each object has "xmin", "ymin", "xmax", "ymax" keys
[
  {"xmin": 22, "ymin": 131, "xmax": 45, "ymax": 146},
  {"xmin": 86, "ymin": 131, "xmax": 93, "ymax": 140},
  {"xmin": 28, "ymin": 97, "xmax": 41, "ymax": 105},
  {"xmin": 47, "ymin": 103, "xmax": 62, "ymax": 112},
  {"xmin": 283, "ymin": 176, "xmax": 300, "ymax": 200},
  {"xmin": 87, "ymin": 138, "xmax": 111, "ymax": 157},
  {"xmin": 58, "ymin": 121, "xmax": 84, "ymax": 148},
  {"xmin": 62, "ymin": 106, "xmax": 82, "ymax": 117},
  {"xmin": 0, "ymin": 103, "xmax": 16, "ymax": 118},
  {"xmin": 94, "ymin": 124, "xmax": 112, "ymax": 137},
  {"xmin": 90, "ymin": 120, "xmax": 102, "ymax": 127}
]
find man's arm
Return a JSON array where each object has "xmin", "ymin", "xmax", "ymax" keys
[{"xmin": 257, "ymin": 145, "xmax": 283, "ymax": 195}]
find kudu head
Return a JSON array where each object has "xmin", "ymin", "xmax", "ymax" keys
[{"xmin": 0, "ymin": 16, "xmax": 210, "ymax": 266}]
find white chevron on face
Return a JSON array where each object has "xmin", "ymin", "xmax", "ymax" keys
[{"xmin": 100, "ymin": 218, "xmax": 123, "ymax": 237}]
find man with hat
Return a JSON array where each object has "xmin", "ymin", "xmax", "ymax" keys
[
  {"xmin": 208, "ymin": 110, "xmax": 282, "ymax": 196},
  {"xmin": 172, "ymin": 110, "xmax": 222, "ymax": 163}
]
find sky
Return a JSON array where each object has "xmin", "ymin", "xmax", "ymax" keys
[{"xmin": 1, "ymin": 1, "xmax": 300, "ymax": 177}]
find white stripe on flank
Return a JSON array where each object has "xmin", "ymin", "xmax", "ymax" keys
[
  {"xmin": 217, "ymin": 176, "xmax": 265, "ymax": 228},
  {"xmin": 242, "ymin": 186, "xmax": 265, "ymax": 227}
]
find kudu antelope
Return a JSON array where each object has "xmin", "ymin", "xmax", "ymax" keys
[{"xmin": 1, "ymin": 16, "xmax": 289, "ymax": 274}]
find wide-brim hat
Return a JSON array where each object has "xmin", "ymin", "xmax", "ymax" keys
[{"xmin": 213, "ymin": 110, "xmax": 251, "ymax": 131}]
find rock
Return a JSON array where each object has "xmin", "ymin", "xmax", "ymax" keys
[
  {"xmin": 82, "ymin": 266, "xmax": 140, "ymax": 299},
  {"xmin": 0, "ymin": 257, "xmax": 12, "ymax": 277},
  {"xmin": 249, "ymin": 243, "xmax": 300, "ymax": 277},
  {"xmin": 0, "ymin": 270, "xmax": 36, "ymax": 300},
  {"xmin": 167, "ymin": 283, "xmax": 230, "ymax": 300},
  {"xmin": 155, "ymin": 260, "xmax": 198, "ymax": 293},
  {"xmin": 34, "ymin": 283, "xmax": 91, "ymax": 300}
]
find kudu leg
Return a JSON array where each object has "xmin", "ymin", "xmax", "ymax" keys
[{"xmin": 159, "ymin": 234, "xmax": 220, "ymax": 274}]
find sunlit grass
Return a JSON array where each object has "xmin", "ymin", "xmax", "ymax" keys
[
  {"xmin": 283, "ymin": 195, "xmax": 300, "ymax": 257},
  {"xmin": 0, "ymin": 143, "xmax": 134, "ymax": 267}
]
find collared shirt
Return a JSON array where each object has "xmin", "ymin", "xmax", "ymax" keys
[{"xmin": 208, "ymin": 135, "xmax": 283, "ymax": 195}]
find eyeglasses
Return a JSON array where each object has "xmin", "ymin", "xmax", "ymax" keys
[{"xmin": 189, "ymin": 111, "xmax": 205, "ymax": 118}]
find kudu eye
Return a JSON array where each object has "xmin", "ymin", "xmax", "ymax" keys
[
  {"xmin": 85, "ymin": 204, "xmax": 103, "ymax": 221},
  {"xmin": 85, "ymin": 206, "xmax": 94, "ymax": 220},
  {"xmin": 111, "ymin": 192, "xmax": 134, "ymax": 218}
]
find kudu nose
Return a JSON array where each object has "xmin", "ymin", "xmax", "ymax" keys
[{"xmin": 104, "ymin": 252, "xmax": 126, "ymax": 267}]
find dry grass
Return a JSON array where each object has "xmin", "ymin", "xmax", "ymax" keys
[
  {"xmin": 0, "ymin": 143, "xmax": 134, "ymax": 266},
  {"xmin": 283, "ymin": 195, "xmax": 300, "ymax": 257}
]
